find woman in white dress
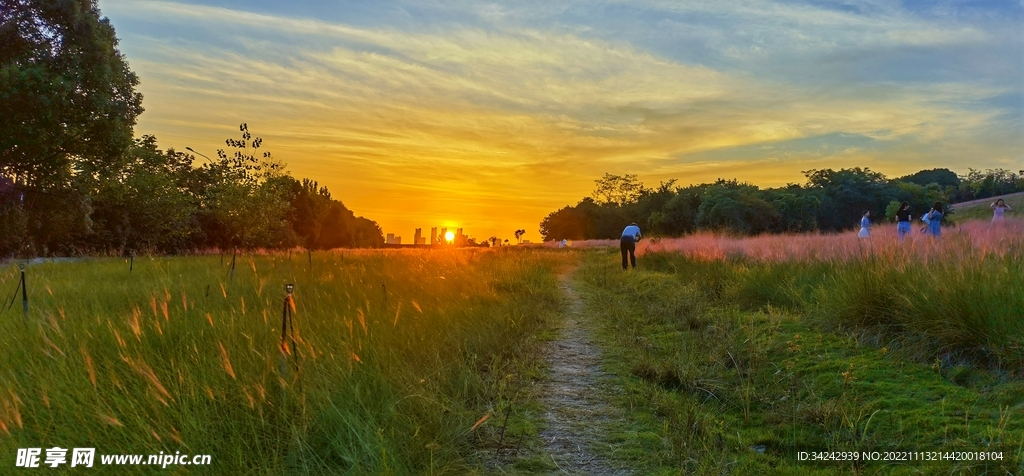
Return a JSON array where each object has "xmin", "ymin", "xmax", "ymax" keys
[
  {"xmin": 991, "ymin": 198, "xmax": 1011, "ymax": 223},
  {"xmin": 857, "ymin": 211, "xmax": 871, "ymax": 238}
]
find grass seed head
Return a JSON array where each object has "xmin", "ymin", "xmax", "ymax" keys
[
  {"xmin": 98, "ymin": 413, "xmax": 123, "ymax": 427},
  {"xmin": 220, "ymin": 343, "xmax": 236, "ymax": 379}
]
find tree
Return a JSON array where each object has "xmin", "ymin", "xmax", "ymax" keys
[
  {"xmin": 282, "ymin": 177, "xmax": 333, "ymax": 249},
  {"xmin": 764, "ymin": 185, "xmax": 819, "ymax": 232},
  {"xmin": 647, "ymin": 184, "xmax": 705, "ymax": 236},
  {"xmin": 960, "ymin": 168, "xmax": 1022, "ymax": 200},
  {"xmin": 0, "ymin": 0, "xmax": 144, "ymax": 186},
  {"xmin": 87, "ymin": 136, "xmax": 197, "ymax": 253},
  {"xmin": 897, "ymin": 168, "xmax": 959, "ymax": 188},
  {"xmin": 695, "ymin": 181, "xmax": 781, "ymax": 235},
  {"xmin": 0, "ymin": 176, "xmax": 27, "ymax": 256},
  {"xmin": 804, "ymin": 168, "xmax": 894, "ymax": 232},
  {"xmin": 202, "ymin": 123, "xmax": 293, "ymax": 249},
  {"xmin": 592, "ymin": 173, "xmax": 645, "ymax": 206},
  {"xmin": 348, "ymin": 216, "xmax": 384, "ymax": 248},
  {"xmin": 22, "ymin": 184, "xmax": 93, "ymax": 255},
  {"xmin": 540, "ymin": 203, "xmax": 593, "ymax": 241},
  {"xmin": 514, "ymin": 229, "xmax": 525, "ymax": 244},
  {"xmin": 637, "ymin": 180, "xmax": 677, "ymax": 232},
  {"xmin": 488, "ymin": 236, "xmax": 498, "ymax": 247}
]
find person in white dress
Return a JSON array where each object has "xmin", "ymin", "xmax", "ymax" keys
[
  {"xmin": 857, "ymin": 211, "xmax": 871, "ymax": 239},
  {"xmin": 991, "ymin": 198, "xmax": 1012, "ymax": 223}
]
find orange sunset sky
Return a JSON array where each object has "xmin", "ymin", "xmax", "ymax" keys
[{"xmin": 98, "ymin": 0, "xmax": 1023, "ymax": 243}]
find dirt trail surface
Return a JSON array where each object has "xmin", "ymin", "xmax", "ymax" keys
[{"xmin": 537, "ymin": 273, "xmax": 629, "ymax": 475}]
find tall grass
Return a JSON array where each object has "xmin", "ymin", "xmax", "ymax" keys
[
  {"xmin": 574, "ymin": 252, "xmax": 1024, "ymax": 474},
  {"xmin": 571, "ymin": 220, "xmax": 1024, "ymax": 370},
  {"xmin": 0, "ymin": 249, "xmax": 572, "ymax": 473}
]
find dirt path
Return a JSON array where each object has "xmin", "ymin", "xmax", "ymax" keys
[{"xmin": 537, "ymin": 273, "xmax": 628, "ymax": 475}]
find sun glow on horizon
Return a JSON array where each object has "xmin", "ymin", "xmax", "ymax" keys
[
  {"xmin": 98, "ymin": 0, "xmax": 1023, "ymax": 241},
  {"xmin": 444, "ymin": 231, "xmax": 455, "ymax": 243}
]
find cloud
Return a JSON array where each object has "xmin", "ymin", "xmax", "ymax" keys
[{"xmin": 99, "ymin": 0, "xmax": 1023, "ymax": 239}]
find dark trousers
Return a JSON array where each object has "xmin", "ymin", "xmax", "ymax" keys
[{"xmin": 620, "ymin": 236, "xmax": 636, "ymax": 269}]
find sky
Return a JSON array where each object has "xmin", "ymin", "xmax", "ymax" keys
[{"xmin": 97, "ymin": 0, "xmax": 1024, "ymax": 243}]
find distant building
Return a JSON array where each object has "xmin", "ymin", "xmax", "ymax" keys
[
  {"xmin": 521, "ymin": 240, "xmax": 531, "ymax": 244},
  {"xmin": 417, "ymin": 237, "xmax": 426, "ymax": 245},
  {"xmin": 386, "ymin": 234, "xmax": 402, "ymax": 245},
  {"xmin": 430, "ymin": 227, "xmax": 437, "ymax": 245},
  {"xmin": 414, "ymin": 228, "xmax": 422, "ymax": 245},
  {"xmin": 440, "ymin": 228, "xmax": 448, "ymax": 244}
]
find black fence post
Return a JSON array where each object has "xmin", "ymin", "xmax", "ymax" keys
[
  {"xmin": 281, "ymin": 284, "xmax": 297, "ymax": 368},
  {"xmin": 20, "ymin": 264, "xmax": 27, "ymax": 319}
]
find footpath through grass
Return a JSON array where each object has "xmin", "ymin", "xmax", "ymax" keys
[
  {"xmin": 0, "ymin": 249, "xmax": 574, "ymax": 474},
  {"xmin": 574, "ymin": 249, "xmax": 1023, "ymax": 474}
]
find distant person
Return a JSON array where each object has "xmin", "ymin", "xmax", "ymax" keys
[
  {"xmin": 857, "ymin": 211, "xmax": 871, "ymax": 239},
  {"xmin": 927, "ymin": 202, "xmax": 943, "ymax": 237},
  {"xmin": 620, "ymin": 222, "xmax": 642, "ymax": 270},
  {"xmin": 991, "ymin": 199, "xmax": 1012, "ymax": 223},
  {"xmin": 895, "ymin": 202, "xmax": 912, "ymax": 241}
]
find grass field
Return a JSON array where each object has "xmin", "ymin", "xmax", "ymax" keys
[
  {"xmin": 572, "ymin": 223, "xmax": 1024, "ymax": 474},
  {"xmin": 950, "ymin": 192, "xmax": 1024, "ymax": 222},
  {"xmin": 0, "ymin": 249, "xmax": 573, "ymax": 474},
  {"xmin": 2, "ymin": 230, "xmax": 1022, "ymax": 474}
]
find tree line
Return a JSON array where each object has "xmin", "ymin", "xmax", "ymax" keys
[
  {"xmin": 540, "ymin": 168, "xmax": 1024, "ymax": 241},
  {"xmin": 1, "ymin": 1, "xmax": 383, "ymax": 257}
]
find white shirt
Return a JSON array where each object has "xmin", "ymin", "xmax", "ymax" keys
[{"xmin": 621, "ymin": 225, "xmax": 642, "ymax": 240}]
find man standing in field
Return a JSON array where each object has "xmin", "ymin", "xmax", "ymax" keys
[{"xmin": 620, "ymin": 222, "xmax": 642, "ymax": 270}]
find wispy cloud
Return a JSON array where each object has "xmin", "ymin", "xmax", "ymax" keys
[{"xmin": 99, "ymin": 0, "xmax": 1023, "ymax": 239}]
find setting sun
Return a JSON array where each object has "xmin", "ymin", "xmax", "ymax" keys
[{"xmin": 4, "ymin": 1, "xmax": 1023, "ymax": 473}]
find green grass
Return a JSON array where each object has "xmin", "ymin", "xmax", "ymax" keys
[
  {"xmin": 574, "ymin": 249, "xmax": 1024, "ymax": 474},
  {"xmin": 0, "ymin": 249, "xmax": 575, "ymax": 474},
  {"xmin": 3, "ymin": 246, "xmax": 1022, "ymax": 474},
  {"xmin": 950, "ymin": 192, "xmax": 1024, "ymax": 222}
]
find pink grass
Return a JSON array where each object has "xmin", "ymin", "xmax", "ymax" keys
[{"xmin": 556, "ymin": 219, "xmax": 1024, "ymax": 264}]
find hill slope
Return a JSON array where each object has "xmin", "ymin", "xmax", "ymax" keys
[{"xmin": 951, "ymin": 192, "xmax": 1024, "ymax": 221}]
